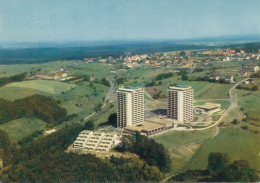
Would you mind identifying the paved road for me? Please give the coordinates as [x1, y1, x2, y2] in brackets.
[102, 76, 117, 108]
[161, 78, 249, 182]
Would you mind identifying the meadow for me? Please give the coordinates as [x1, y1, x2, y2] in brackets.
[0, 117, 46, 143]
[5, 79, 76, 95]
[153, 127, 217, 173]
[189, 127, 260, 171]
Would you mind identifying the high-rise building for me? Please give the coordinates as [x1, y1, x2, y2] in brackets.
[167, 85, 193, 122]
[117, 86, 144, 128]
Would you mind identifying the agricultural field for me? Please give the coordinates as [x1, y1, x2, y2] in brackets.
[153, 126, 217, 174]
[0, 117, 46, 143]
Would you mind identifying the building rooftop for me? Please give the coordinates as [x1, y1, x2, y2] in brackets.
[169, 85, 191, 90]
[122, 85, 141, 90]
[196, 103, 220, 110]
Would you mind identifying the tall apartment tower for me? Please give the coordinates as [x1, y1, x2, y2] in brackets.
[167, 85, 193, 123]
[117, 86, 144, 128]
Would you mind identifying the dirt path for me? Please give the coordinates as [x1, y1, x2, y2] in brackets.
[162, 126, 219, 182]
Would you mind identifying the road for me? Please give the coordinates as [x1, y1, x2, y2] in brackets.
[161, 78, 249, 182]
[102, 76, 117, 108]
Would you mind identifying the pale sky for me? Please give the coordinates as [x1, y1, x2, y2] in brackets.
[0, 0, 259, 42]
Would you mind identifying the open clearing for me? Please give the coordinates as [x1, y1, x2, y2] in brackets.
[5, 80, 76, 95]
[0, 117, 46, 143]
[0, 86, 47, 101]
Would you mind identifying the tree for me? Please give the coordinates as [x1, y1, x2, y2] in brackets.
[179, 51, 186, 57]
[226, 160, 258, 182]
[251, 85, 258, 91]
[208, 152, 230, 177]
[181, 74, 188, 80]
[108, 113, 117, 127]
[232, 119, 239, 125]
[85, 120, 95, 131]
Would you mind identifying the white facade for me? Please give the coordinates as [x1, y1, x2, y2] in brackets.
[167, 85, 193, 123]
[117, 86, 144, 128]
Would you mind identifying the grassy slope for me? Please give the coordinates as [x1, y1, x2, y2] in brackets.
[5, 80, 76, 95]
[189, 127, 260, 171]
[0, 86, 48, 101]
[0, 117, 46, 143]
[0, 61, 79, 77]
[153, 127, 217, 173]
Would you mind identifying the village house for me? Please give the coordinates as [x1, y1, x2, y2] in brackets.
[239, 70, 248, 77]
[225, 75, 234, 83]
[153, 63, 161, 66]
[222, 56, 230, 61]
[242, 64, 259, 72]
[209, 73, 220, 80]
[243, 79, 254, 85]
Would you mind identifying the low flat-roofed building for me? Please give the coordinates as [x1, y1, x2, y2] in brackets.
[123, 117, 175, 136]
[195, 103, 221, 115]
[73, 130, 120, 153]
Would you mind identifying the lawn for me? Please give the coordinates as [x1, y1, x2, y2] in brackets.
[153, 126, 217, 173]
[0, 117, 46, 143]
[189, 127, 260, 171]
[5, 79, 76, 95]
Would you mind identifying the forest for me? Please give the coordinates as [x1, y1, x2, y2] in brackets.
[116, 132, 172, 173]
[0, 124, 163, 182]
[0, 73, 27, 87]
[0, 94, 67, 125]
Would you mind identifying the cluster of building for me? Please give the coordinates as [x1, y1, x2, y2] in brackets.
[239, 64, 259, 76]
[73, 130, 119, 152]
[116, 85, 194, 136]
[35, 71, 68, 80]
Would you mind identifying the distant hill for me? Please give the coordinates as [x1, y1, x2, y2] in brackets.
[0, 39, 259, 64]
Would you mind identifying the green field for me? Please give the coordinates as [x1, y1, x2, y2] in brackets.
[0, 61, 79, 78]
[5, 79, 76, 95]
[153, 127, 217, 173]
[189, 127, 260, 171]
[0, 86, 47, 101]
[235, 89, 260, 120]
[0, 117, 46, 142]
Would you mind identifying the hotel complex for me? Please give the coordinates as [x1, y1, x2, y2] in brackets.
[167, 85, 194, 122]
[117, 86, 144, 128]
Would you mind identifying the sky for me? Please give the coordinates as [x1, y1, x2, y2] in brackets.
[0, 0, 259, 42]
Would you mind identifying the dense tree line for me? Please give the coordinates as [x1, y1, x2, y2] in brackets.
[0, 73, 27, 87]
[171, 152, 258, 182]
[0, 124, 163, 182]
[250, 71, 260, 78]
[189, 76, 231, 84]
[236, 85, 258, 91]
[100, 77, 111, 87]
[116, 132, 172, 172]
[116, 76, 128, 85]
[207, 152, 258, 182]
[0, 94, 67, 125]
[155, 72, 174, 81]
